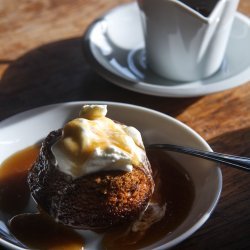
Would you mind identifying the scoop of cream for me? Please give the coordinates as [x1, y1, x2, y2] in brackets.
[51, 105, 146, 179]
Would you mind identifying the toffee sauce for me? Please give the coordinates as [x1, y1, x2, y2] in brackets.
[0, 146, 195, 250]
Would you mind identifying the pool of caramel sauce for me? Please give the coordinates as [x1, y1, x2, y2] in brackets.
[0, 146, 194, 250]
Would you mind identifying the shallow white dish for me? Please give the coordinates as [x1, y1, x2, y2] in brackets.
[0, 102, 222, 249]
[83, 2, 250, 97]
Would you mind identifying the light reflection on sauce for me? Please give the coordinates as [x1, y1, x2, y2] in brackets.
[0, 145, 39, 215]
[102, 150, 195, 249]
[9, 213, 85, 250]
[0, 146, 84, 250]
[0, 146, 194, 250]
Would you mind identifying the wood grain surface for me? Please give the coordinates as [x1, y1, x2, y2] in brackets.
[0, 0, 249, 249]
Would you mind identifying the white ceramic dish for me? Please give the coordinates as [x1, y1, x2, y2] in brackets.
[0, 102, 222, 249]
[83, 2, 250, 97]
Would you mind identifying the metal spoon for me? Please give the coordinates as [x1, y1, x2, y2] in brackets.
[147, 144, 250, 172]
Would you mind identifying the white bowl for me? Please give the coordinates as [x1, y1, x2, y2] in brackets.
[0, 101, 222, 250]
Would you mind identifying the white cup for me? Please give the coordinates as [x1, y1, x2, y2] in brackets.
[137, 0, 239, 82]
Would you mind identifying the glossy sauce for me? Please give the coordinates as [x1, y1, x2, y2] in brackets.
[9, 213, 85, 250]
[0, 146, 39, 215]
[0, 147, 195, 250]
[0, 146, 85, 250]
[102, 150, 195, 249]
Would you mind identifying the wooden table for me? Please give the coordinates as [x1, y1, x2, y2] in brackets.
[0, 0, 249, 249]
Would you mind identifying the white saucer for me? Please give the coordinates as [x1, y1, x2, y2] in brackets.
[83, 2, 250, 97]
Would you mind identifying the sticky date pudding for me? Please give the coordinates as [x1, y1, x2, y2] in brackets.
[28, 105, 154, 229]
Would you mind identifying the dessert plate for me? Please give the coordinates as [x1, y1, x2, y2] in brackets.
[83, 2, 250, 97]
[0, 102, 222, 250]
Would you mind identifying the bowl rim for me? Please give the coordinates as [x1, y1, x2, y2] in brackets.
[0, 101, 222, 250]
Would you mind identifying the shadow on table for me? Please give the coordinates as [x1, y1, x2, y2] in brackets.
[0, 37, 200, 120]
[174, 126, 250, 250]
[208, 126, 250, 156]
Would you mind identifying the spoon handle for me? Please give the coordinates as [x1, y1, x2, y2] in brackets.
[147, 144, 250, 172]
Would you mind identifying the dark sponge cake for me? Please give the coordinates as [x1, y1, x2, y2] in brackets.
[28, 130, 154, 229]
